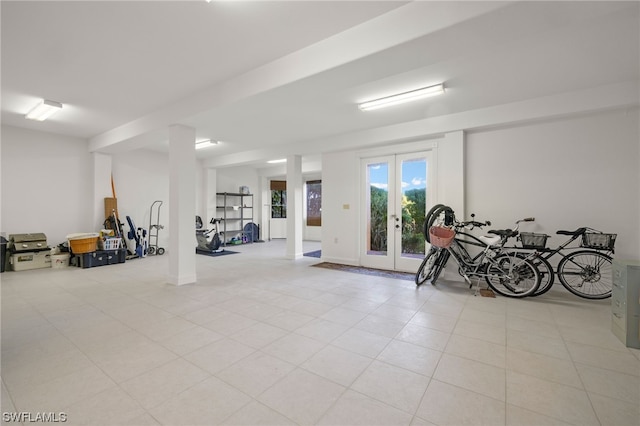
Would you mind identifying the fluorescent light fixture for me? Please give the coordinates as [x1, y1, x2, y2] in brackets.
[267, 159, 287, 164]
[25, 99, 63, 121]
[358, 83, 445, 111]
[195, 139, 219, 149]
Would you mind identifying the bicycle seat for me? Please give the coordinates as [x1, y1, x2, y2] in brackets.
[479, 235, 502, 246]
[556, 227, 586, 236]
[488, 229, 517, 238]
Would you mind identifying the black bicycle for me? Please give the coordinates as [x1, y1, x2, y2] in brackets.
[509, 226, 616, 299]
[416, 205, 540, 298]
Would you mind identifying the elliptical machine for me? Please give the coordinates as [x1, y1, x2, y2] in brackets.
[195, 216, 223, 254]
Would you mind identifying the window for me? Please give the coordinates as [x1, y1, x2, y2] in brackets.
[306, 180, 321, 226]
[271, 180, 286, 219]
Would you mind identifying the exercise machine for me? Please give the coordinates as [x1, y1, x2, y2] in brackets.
[196, 216, 223, 254]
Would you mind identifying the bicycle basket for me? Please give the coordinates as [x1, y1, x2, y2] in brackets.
[519, 232, 548, 249]
[581, 232, 616, 250]
[429, 226, 455, 248]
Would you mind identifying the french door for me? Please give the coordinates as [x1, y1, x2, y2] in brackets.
[361, 151, 433, 272]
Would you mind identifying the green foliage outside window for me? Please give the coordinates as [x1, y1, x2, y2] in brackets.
[272, 190, 286, 218]
[369, 186, 426, 255]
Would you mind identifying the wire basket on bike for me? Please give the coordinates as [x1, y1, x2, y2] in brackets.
[581, 232, 616, 250]
[429, 226, 455, 248]
[519, 232, 548, 249]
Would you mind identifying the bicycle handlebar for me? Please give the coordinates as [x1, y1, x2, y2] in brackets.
[460, 213, 491, 229]
[458, 220, 491, 229]
[516, 217, 535, 224]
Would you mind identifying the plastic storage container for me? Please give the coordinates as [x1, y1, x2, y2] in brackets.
[10, 250, 51, 271]
[51, 253, 71, 269]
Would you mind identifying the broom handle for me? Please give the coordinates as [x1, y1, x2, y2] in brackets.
[111, 210, 121, 238]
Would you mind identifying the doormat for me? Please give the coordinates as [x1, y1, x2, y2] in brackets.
[303, 250, 322, 258]
[196, 249, 238, 257]
[311, 262, 414, 281]
[479, 288, 496, 298]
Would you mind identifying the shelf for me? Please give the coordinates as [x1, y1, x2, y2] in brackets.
[217, 192, 252, 197]
[215, 192, 255, 246]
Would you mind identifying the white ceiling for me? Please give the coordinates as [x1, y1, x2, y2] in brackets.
[2, 1, 638, 169]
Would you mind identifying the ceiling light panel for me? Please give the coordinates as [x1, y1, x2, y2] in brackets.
[25, 99, 63, 121]
[195, 139, 219, 149]
[359, 83, 445, 111]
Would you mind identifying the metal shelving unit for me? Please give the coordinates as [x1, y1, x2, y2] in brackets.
[216, 192, 254, 246]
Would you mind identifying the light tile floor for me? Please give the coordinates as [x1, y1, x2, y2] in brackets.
[2, 240, 639, 425]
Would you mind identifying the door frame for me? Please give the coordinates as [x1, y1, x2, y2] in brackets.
[359, 147, 436, 272]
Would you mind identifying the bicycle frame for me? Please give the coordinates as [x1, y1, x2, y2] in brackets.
[507, 231, 613, 276]
[446, 230, 524, 282]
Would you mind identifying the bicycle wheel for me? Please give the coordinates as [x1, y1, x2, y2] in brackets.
[425, 205, 454, 243]
[485, 254, 539, 298]
[416, 246, 439, 286]
[557, 250, 612, 299]
[424, 204, 444, 235]
[530, 256, 555, 296]
[509, 252, 555, 296]
[430, 249, 450, 286]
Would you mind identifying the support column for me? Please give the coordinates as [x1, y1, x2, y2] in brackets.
[202, 168, 217, 222]
[260, 176, 269, 241]
[168, 125, 196, 286]
[286, 155, 303, 259]
[92, 152, 112, 230]
[437, 131, 465, 216]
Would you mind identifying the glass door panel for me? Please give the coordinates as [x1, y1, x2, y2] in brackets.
[367, 162, 389, 256]
[361, 157, 395, 270]
[400, 158, 427, 259]
[394, 152, 431, 272]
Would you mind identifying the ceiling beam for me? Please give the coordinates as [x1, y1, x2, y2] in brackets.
[89, 1, 511, 153]
[202, 80, 640, 168]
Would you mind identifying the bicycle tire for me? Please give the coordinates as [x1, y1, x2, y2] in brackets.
[485, 254, 539, 298]
[557, 250, 612, 299]
[530, 256, 555, 296]
[509, 251, 555, 296]
[431, 249, 450, 286]
[423, 204, 445, 239]
[425, 205, 454, 243]
[416, 246, 439, 286]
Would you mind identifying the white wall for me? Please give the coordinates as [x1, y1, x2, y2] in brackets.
[321, 138, 459, 266]
[111, 149, 170, 253]
[466, 109, 640, 260]
[1, 125, 93, 246]
[321, 150, 360, 264]
[320, 108, 640, 268]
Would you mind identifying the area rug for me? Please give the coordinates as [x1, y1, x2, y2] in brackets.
[196, 249, 238, 257]
[303, 250, 322, 258]
[311, 262, 414, 281]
